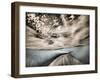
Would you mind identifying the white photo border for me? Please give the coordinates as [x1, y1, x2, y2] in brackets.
[19, 5, 96, 75]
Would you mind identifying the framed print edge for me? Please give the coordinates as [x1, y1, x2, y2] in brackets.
[11, 2, 20, 78]
[11, 2, 98, 78]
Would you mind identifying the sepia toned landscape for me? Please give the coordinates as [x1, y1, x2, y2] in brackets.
[26, 12, 89, 67]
